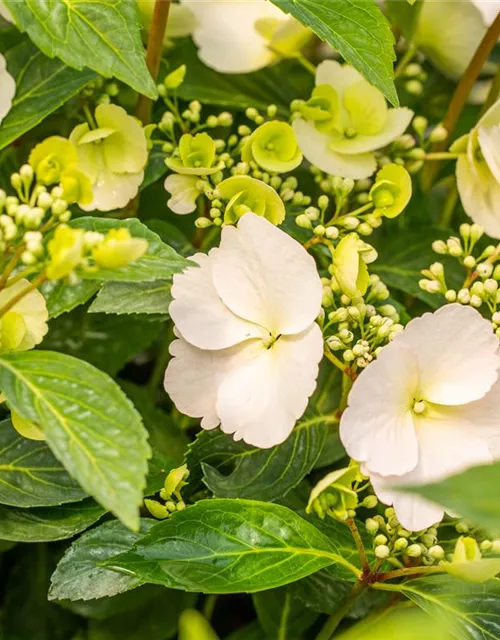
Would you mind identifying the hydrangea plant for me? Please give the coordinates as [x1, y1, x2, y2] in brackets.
[1, 1, 500, 639]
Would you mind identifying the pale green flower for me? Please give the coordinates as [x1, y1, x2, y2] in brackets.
[306, 464, 361, 520]
[164, 174, 202, 215]
[45, 226, 85, 280]
[92, 228, 148, 269]
[166, 133, 224, 176]
[332, 233, 374, 298]
[218, 175, 285, 225]
[370, 164, 412, 218]
[445, 536, 500, 583]
[242, 121, 302, 173]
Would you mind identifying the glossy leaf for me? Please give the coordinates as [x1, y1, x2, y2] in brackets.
[0, 39, 95, 151]
[253, 587, 318, 638]
[41, 279, 101, 319]
[49, 519, 155, 602]
[186, 414, 332, 501]
[70, 218, 191, 283]
[104, 499, 361, 593]
[0, 350, 151, 531]
[404, 461, 500, 532]
[271, 0, 398, 105]
[89, 281, 172, 315]
[5, 0, 157, 98]
[0, 418, 87, 507]
[0, 498, 105, 542]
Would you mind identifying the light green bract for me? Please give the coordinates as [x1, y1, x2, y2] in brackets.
[370, 164, 412, 218]
[218, 176, 285, 225]
[444, 536, 500, 583]
[306, 464, 360, 521]
[166, 133, 224, 176]
[242, 121, 303, 173]
[332, 233, 375, 298]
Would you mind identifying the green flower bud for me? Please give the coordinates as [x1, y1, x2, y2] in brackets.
[406, 544, 422, 558]
[164, 64, 186, 90]
[375, 544, 390, 559]
[374, 534, 388, 546]
[394, 538, 409, 552]
[365, 518, 380, 535]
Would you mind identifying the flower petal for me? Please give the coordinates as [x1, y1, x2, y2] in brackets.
[96, 104, 148, 175]
[328, 108, 414, 154]
[80, 165, 144, 212]
[395, 304, 500, 405]
[293, 119, 376, 179]
[315, 60, 361, 96]
[164, 174, 201, 214]
[170, 251, 266, 350]
[478, 125, 500, 184]
[212, 212, 323, 336]
[456, 153, 500, 238]
[0, 53, 15, 124]
[458, 376, 500, 457]
[0, 279, 48, 351]
[216, 323, 324, 448]
[340, 341, 419, 476]
[369, 409, 493, 531]
[164, 336, 265, 430]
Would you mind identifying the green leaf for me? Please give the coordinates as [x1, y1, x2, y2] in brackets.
[41, 279, 101, 319]
[42, 308, 163, 376]
[70, 217, 191, 282]
[0, 498, 105, 542]
[104, 499, 361, 593]
[0, 39, 96, 151]
[252, 588, 318, 638]
[89, 281, 172, 315]
[5, 0, 157, 98]
[226, 622, 263, 640]
[88, 588, 195, 640]
[271, 0, 398, 106]
[49, 519, 155, 602]
[167, 39, 313, 115]
[403, 462, 500, 533]
[186, 413, 332, 501]
[0, 350, 151, 531]
[379, 575, 500, 640]
[0, 418, 87, 508]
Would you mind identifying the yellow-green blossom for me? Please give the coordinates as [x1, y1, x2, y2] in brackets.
[0, 279, 48, 352]
[369, 164, 412, 218]
[218, 175, 285, 225]
[445, 536, 500, 583]
[45, 226, 85, 280]
[166, 133, 223, 176]
[332, 233, 374, 298]
[178, 609, 220, 640]
[242, 121, 302, 173]
[306, 464, 360, 520]
[161, 464, 189, 500]
[92, 228, 148, 269]
[29, 136, 78, 185]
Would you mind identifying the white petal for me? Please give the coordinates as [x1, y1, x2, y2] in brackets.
[212, 212, 323, 336]
[315, 60, 361, 95]
[478, 125, 500, 184]
[164, 336, 265, 430]
[0, 2, 13, 23]
[459, 376, 500, 458]
[472, 0, 500, 26]
[80, 166, 144, 212]
[478, 96, 500, 129]
[216, 323, 324, 448]
[293, 119, 376, 179]
[456, 153, 500, 238]
[395, 304, 500, 405]
[340, 341, 419, 476]
[170, 251, 266, 350]
[184, 0, 281, 73]
[369, 409, 493, 531]
[0, 53, 15, 124]
[164, 174, 200, 214]
[328, 108, 414, 154]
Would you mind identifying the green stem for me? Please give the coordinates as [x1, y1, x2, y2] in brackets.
[339, 372, 354, 411]
[147, 323, 174, 398]
[480, 62, 500, 116]
[375, 565, 445, 583]
[424, 152, 459, 161]
[346, 518, 370, 574]
[295, 54, 317, 75]
[202, 594, 218, 622]
[394, 44, 417, 79]
[328, 202, 373, 226]
[315, 580, 368, 640]
[324, 347, 347, 375]
[83, 103, 97, 129]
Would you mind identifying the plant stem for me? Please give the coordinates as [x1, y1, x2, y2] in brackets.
[375, 565, 444, 582]
[323, 347, 347, 374]
[0, 274, 46, 319]
[202, 594, 218, 622]
[315, 580, 368, 640]
[136, 0, 171, 125]
[295, 54, 316, 75]
[394, 44, 417, 79]
[346, 518, 370, 574]
[422, 12, 500, 189]
[0, 246, 25, 290]
[424, 152, 459, 161]
[339, 372, 353, 412]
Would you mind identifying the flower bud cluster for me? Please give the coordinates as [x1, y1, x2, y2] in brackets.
[144, 464, 189, 520]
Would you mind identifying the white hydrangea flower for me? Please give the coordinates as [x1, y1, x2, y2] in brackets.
[69, 104, 147, 212]
[182, 0, 310, 74]
[340, 304, 500, 531]
[293, 61, 413, 179]
[164, 174, 202, 214]
[454, 98, 500, 239]
[164, 212, 324, 448]
[0, 52, 15, 125]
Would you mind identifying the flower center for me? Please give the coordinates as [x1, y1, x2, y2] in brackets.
[263, 332, 281, 350]
[412, 399, 427, 415]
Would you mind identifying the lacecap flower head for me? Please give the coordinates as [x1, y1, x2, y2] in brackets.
[70, 104, 148, 212]
[182, 0, 311, 74]
[340, 304, 500, 531]
[293, 61, 413, 179]
[453, 98, 500, 239]
[164, 212, 323, 448]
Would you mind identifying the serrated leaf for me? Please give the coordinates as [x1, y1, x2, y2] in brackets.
[403, 461, 500, 533]
[104, 499, 361, 593]
[0, 498, 105, 542]
[0, 38, 96, 151]
[252, 588, 318, 638]
[89, 281, 172, 315]
[186, 413, 332, 502]
[49, 519, 155, 602]
[0, 350, 150, 531]
[41, 279, 101, 319]
[5, 0, 157, 98]
[43, 308, 163, 375]
[271, 0, 398, 106]
[70, 217, 191, 282]
[0, 418, 87, 507]
[379, 575, 500, 640]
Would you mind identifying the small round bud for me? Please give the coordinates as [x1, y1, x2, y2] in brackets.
[318, 195, 329, 210]
[218, 112, 233, 127]
[405, 80, 423, 95]
[406, 544, 422, 558]
[343, 216, 359, 230]
[314, 224, 326, 237]
[295, 214, 312, 230]
[325, 226, 339, 239]
[267, 104, 277, 118]
[394, 538, 408, 552]
[305, 206, 320, 221]
[362, 495, 378, 509]
[343, 349, 355, 362]
[375, 544, 390, 559]
[429, 545, 445, 560]
[463, 255, 476, 269]
[455, 521, 469, 534]
[365, 518, 380, 535]
[374, 534, 388, 546]
[432, 240, 448, 255]
[195, 217, 213, 229]
[429, 125, 448, 143]
[470, 295, 482, 308]
[20, 164, 34, 180]
[480, 540, 493, 552]
[491, 540, 500, 554]
[412, 115, 428, 135]
[445, 289, 457, 302]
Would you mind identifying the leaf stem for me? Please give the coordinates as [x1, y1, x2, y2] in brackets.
[346, 518, 370, 574]
[315, 580, 368, 640]
[202, 594, 218, 622]
[137, 0, 172, 125]
[0, 246, 25, 291]
[375, 565, 445, 582]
